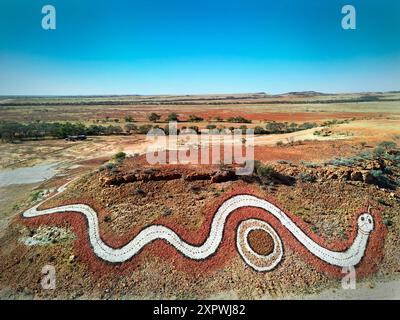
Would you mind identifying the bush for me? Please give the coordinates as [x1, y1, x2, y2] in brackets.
[359, 151, 372, 159]
[303, 162, 319, 168]
[371, 170, 394, 189]
[377, 198, 389, 206]
[114, 151, 126, 160]
[188, 126, 199, 133]
[30, 190, 43, 202]
[188, 115, 203, 122]
[328, 157, 355, 167]
[125, 116, 134, 122]
[254, 126, 266, 134]
[124, 123, 137, 134]
[148, 113, 161, 122]
[105, 162, 116, 170]
[377, 141, 397, 150]
[134, 188, 146, 196]
[383, 218, 393, 226]
[254, 161, 276, 179]
[299, 172, 317, 182]
[138, 124, 153, 134]
[276, 141, 284, 147]
[206, 124, 217, 130]
[227, 116, 252, 124]
[298, 172, 316, 183]
[373, 146, 385, 157]
[166, 113, 179, 122]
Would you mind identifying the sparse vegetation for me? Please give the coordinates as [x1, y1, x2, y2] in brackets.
[206, 124, 217, 130]
[298, 172, 317, 183]
[265, 121, 317, 134]
[166, 113, 180, 122]
[253, 161, 276, 179]
[105, 162, 116, 170]
[227, 116, 252, 124]
[114, 151, 126, 161]
[148, 113, 161, 123]
[0, 121, 126, 142]
[138, 124, 153, 134]
[188, 115, 204, 122]
[30, 190, 44, 202]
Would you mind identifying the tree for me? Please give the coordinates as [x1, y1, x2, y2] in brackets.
[125, 115, 134, 122]
[254, 126, 265, 134]
[188, 115, 203, 122]
[227, 116, 251, 124]
[166, 112, 179, 122]
[206, 124, 217, 130]
[148, 113, 161, 123]
[138, 124, 153, 134]
[125, 123, 137, 134]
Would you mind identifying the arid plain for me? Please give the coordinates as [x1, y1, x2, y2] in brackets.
[0, 92, 400, 299]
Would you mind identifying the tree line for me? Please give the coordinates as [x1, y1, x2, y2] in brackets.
[0, 120, 319, 143]
[0, 121, 124, 142]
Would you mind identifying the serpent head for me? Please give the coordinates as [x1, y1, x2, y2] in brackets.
[357, 213, 374, 234]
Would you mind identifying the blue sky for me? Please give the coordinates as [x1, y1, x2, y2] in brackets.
[0, 0, 399, 95]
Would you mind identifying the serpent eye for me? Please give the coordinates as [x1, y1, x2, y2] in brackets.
[368, 218, 372, 224]
[361, 217, 365, 222]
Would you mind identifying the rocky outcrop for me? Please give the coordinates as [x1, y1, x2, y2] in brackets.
[184, 172, 212, 181]
[211, 170, 237, 183]
[101, 168, 237, 186]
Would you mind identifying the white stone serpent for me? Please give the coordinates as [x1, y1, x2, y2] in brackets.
[22, 182, 374, 271]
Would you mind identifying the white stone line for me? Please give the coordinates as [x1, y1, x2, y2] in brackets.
[22, 182, 374, 269]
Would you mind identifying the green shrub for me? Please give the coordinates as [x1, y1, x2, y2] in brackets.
[254, 126, 265, 134]
[303, 162, 319, 168]
[30, 190, 43, 202]
[148, 113, 161, 122]
[383, 218, 393, 226]
[166, 113, 179, 122]
[373, 146, 386, 157]
[138, 124, 153, 134]
[377, 141, 397, 150]
[371, 170, 393, 189]
[298, 172, 316, 183]
[227, 116, 252, 124]
[377, 198, 389, 206]
[188, 115, 203, 122]
[105, 162, 116, 170]
[114, 151, 126, 160]
[206, 124, 217, 130]
[328, 158, 355, 167]
[254, 161, 276, 179]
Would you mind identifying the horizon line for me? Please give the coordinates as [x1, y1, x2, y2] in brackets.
[1, 90, 400, 98]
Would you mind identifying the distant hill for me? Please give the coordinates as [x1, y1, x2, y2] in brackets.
[285, 91, 329, 96]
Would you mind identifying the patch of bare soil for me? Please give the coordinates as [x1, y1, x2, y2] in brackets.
[0, 150, 399, 299]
